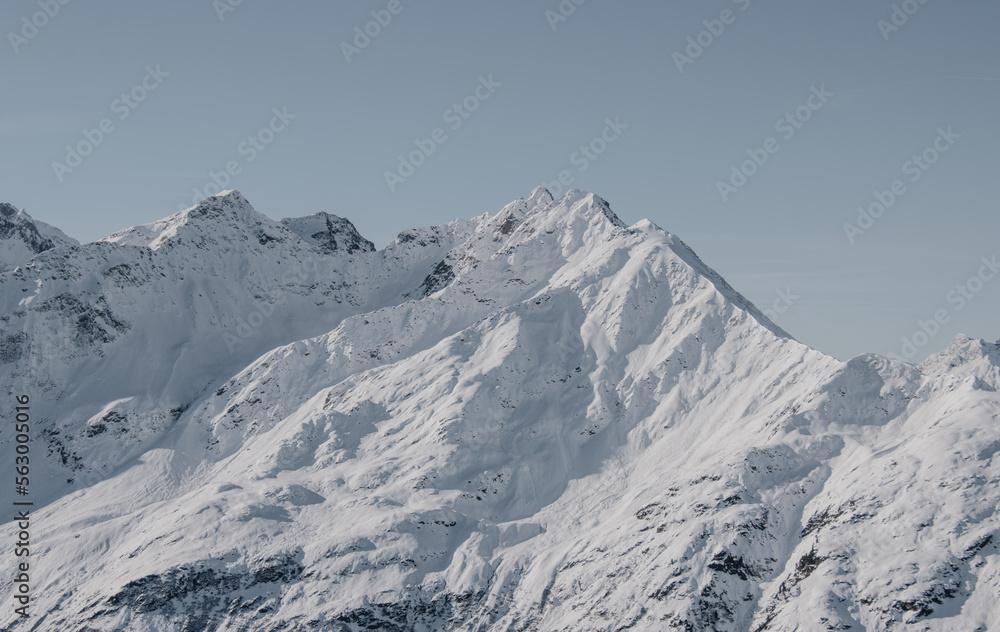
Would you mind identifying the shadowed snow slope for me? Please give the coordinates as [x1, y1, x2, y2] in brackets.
[1, 190, 999, 631]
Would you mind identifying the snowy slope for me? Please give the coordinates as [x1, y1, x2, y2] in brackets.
[0, 191, 473, 504]
[1, 190, 999, 631]
[0, 202, 78, 273]
[919, 334, 1000, 390]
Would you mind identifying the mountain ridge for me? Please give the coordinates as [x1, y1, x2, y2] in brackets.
[0, 202, 78, 273]
[1, 190, 998, 631]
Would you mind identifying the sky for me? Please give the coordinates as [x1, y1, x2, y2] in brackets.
[1, 0, 997, 363]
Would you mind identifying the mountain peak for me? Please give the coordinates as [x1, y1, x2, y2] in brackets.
[184, 189, 255, 217]
[103, 190, 283, 250]
[280, 212, 374, 254]
[527, 185, 554, 209]
[920, 333, 1000, 389]
[550, 188, 626, 228]
[0, 202, 78, 272]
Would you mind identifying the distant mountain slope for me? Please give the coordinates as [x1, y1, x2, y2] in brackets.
[280, 212, 376, 254]
[0, 202, 78, 273]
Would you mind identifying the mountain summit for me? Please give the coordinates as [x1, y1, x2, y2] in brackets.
[1, 190, 998, 631]
[0, 202, 78, 272]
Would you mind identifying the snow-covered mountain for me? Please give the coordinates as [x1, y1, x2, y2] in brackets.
[0, 202, 78, 273]
[1, 190, 998, 631]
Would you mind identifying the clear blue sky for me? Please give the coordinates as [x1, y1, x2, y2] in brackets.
[2, 0, 998, 363]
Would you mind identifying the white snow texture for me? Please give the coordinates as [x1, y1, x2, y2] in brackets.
[1, 189, 999, 631]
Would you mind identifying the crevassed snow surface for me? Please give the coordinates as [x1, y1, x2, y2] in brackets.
[1, 189, 999, 631]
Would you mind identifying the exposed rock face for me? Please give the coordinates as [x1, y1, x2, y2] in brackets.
[280, 211, 375, 254]
[0, 202, 78, 273]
